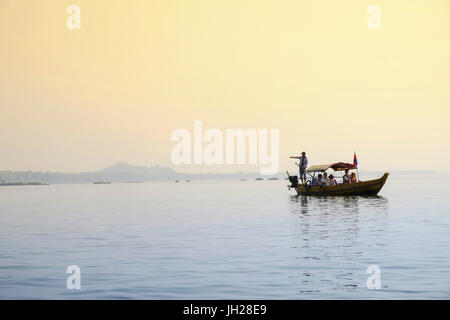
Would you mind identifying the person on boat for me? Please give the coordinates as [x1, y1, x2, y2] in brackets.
[289, 151, 308, 184]
[323, 172, 329, 185]
[342, 169, 350, 184]
[350, 172, 358, 184]
[313, 174, 325, 186]
[329, 174, 338, 185]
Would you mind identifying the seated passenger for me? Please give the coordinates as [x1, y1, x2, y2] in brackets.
[313, 174, 324, 186]
[342, 169, 350, 184]
[350, 172, 358, 183]
[328, 174, 338, 185]
[323, 172, 329, 185]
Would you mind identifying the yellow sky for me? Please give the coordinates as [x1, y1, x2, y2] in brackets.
[1, 0, 449, 172]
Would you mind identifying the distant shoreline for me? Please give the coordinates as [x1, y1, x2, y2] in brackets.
[0, 182, 49, 186]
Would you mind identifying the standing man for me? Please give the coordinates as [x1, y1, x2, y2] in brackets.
[290, 151, 308, 184]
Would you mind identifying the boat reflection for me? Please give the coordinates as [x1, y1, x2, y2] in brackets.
[290, 195, 388, 215]
[287, 195, 389, 296]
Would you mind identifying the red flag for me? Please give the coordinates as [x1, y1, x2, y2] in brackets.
[353, 153, 358, 167]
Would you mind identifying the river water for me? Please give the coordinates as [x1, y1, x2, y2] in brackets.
[0, 172, 449, 299]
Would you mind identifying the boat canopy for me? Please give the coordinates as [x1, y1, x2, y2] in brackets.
[307, 162, 357, 172]
[306, 164, 330, 172]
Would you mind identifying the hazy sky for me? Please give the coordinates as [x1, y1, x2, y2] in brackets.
[1, 0, 449, 173]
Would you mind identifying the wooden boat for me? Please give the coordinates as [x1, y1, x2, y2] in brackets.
[287, 162, 389, 196]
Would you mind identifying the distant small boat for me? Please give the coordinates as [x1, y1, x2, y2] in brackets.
[255, 177, 264, 181]
[93, 181, 111, 184]
[186, 180, 190, 182]
[287, 162, 389, 196]
[175, 180, 179, 183]
[268, 177, 279, 180]
[240, 179, 247, 181]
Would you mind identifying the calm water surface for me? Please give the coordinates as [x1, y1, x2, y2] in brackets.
[0, 173, 449, 299]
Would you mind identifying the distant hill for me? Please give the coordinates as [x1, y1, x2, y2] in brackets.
[0, 162, 268, 184]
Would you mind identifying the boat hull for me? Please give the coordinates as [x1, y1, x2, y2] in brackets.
[295, 173, 389, 196]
